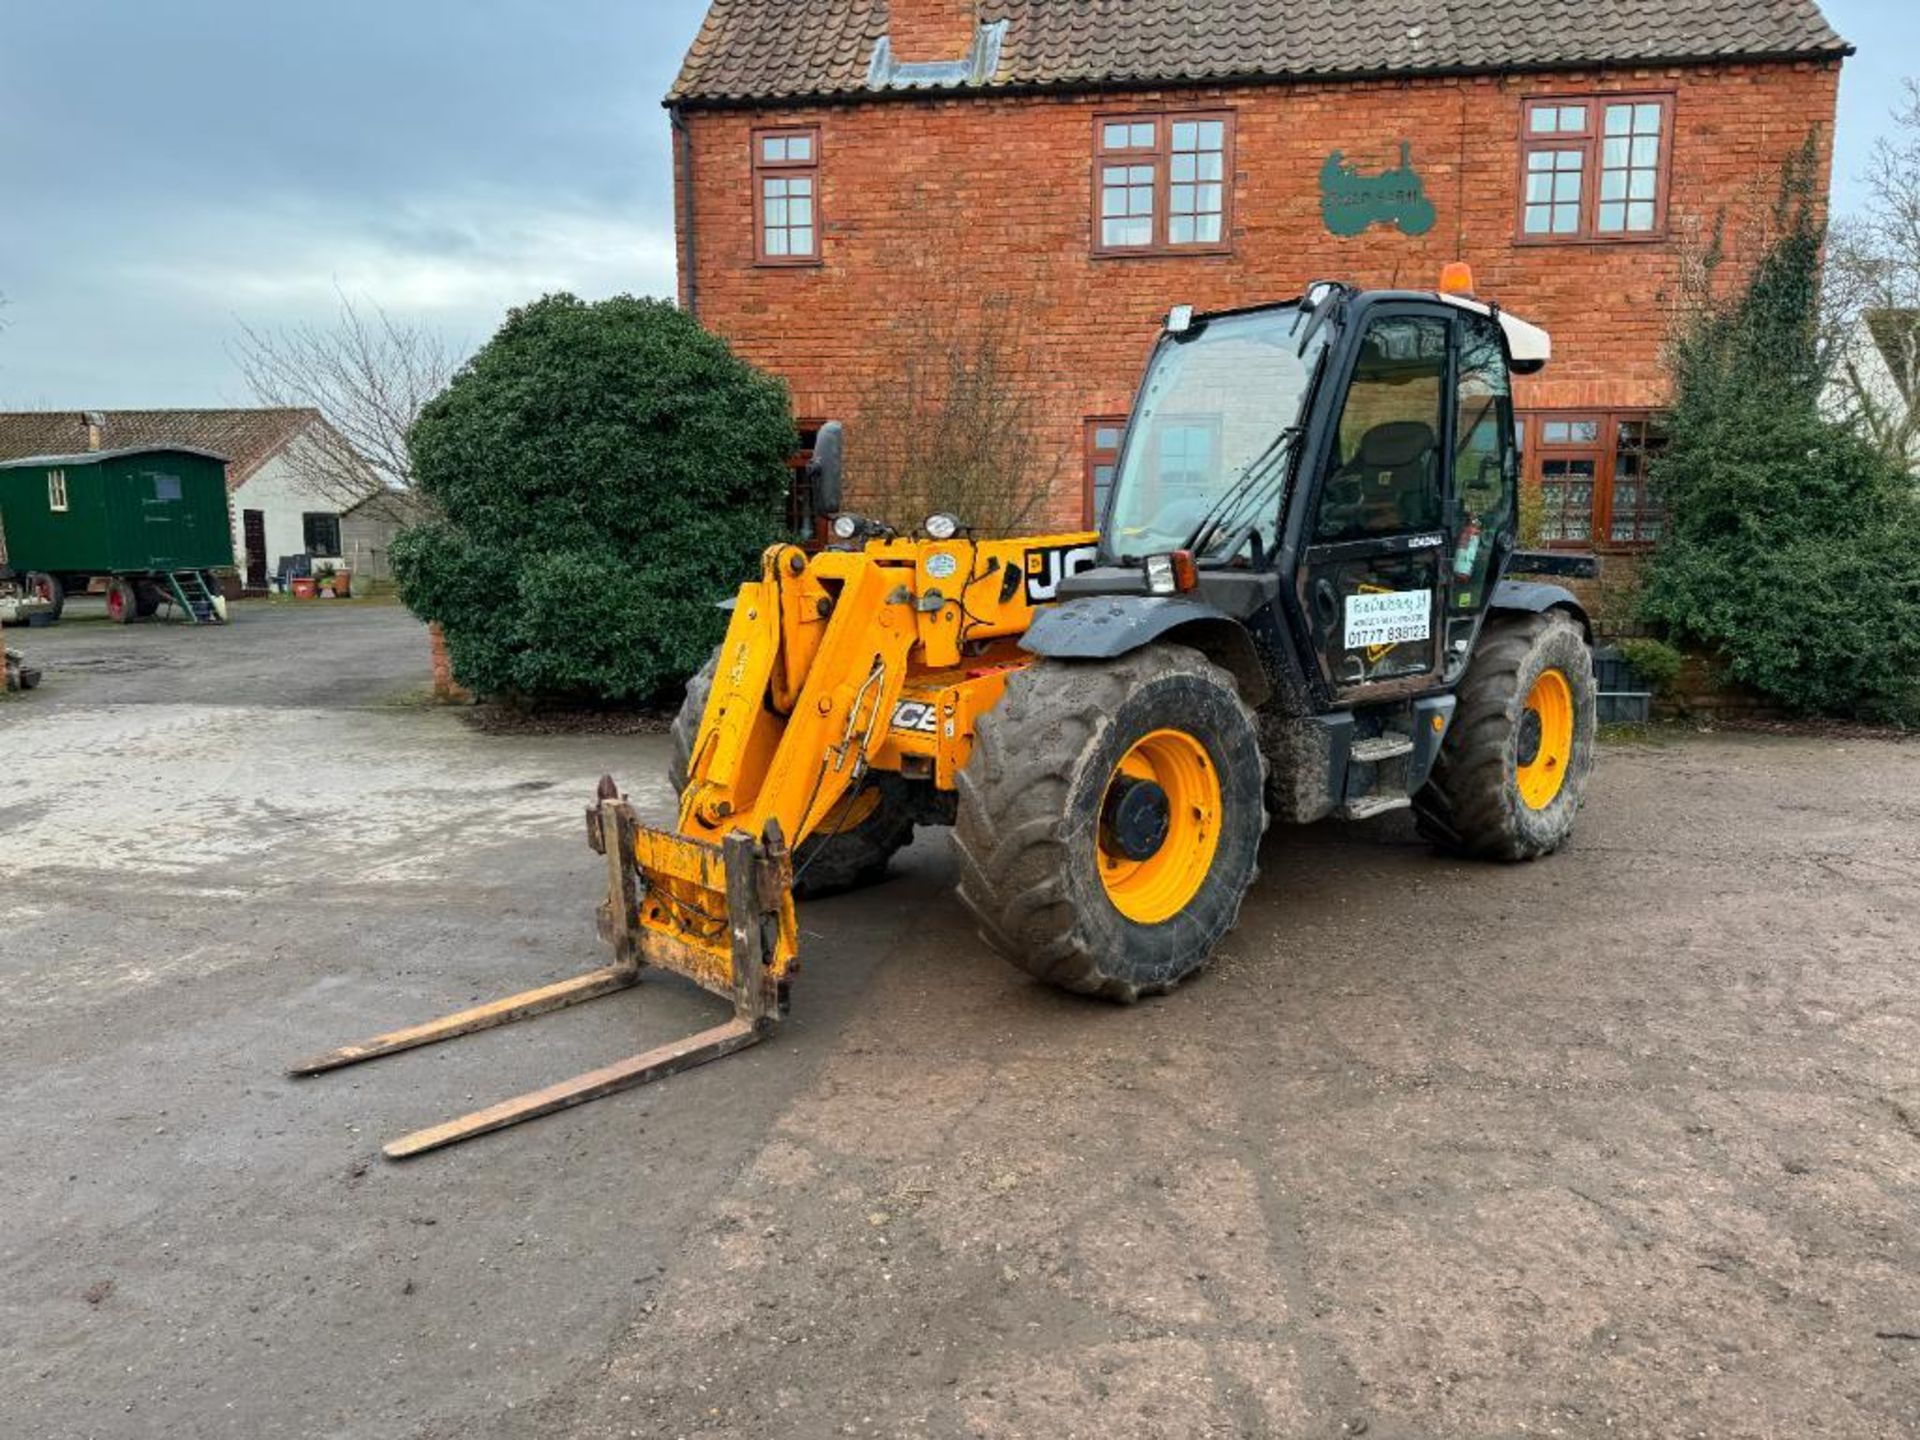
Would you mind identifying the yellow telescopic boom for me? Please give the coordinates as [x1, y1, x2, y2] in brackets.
[291, 527, 1097, 1157]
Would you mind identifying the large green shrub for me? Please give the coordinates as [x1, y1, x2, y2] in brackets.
[393, 295, 795, 702]
[1639, 143, 1920, 722]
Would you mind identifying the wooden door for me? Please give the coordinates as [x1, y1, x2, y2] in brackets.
[243, 509, 269, 591]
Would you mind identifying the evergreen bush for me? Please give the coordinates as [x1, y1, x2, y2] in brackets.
[393, 295, 795, 703]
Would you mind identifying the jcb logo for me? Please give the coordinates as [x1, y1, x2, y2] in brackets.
[891, 700, 941, 734]
[1024, 543, 1099, 603]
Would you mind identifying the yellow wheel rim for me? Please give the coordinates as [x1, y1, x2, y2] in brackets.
[1515, 668, 1575, 810]
[1098, 729, 1222, 924]
[815, 785, 882, 835]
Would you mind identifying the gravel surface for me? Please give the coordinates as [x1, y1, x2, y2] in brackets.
[4, 605, 1917, 1439]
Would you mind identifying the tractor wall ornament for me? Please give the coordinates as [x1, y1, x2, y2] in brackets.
[1320, 142, 1437, 237]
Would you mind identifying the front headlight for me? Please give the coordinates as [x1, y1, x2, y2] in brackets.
[830, 514, 860, 541]
[924, 512, 961, 542]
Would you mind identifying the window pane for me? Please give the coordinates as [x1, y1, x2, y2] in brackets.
[1605, 104, 1632, 134]
[1524, 206, 1551, 234]
[1319, 315, 1449, 542]
[1553, 171, 1581, 202]
[766, 198, 788, 227]
[1559, 105, 1586, 132]
[1197, 150, 1223, 181]
[1195, 214, 1222, 243]
[1130, 122, 1155, 147]
[1129, 187, 1153, 216]
[1171, 121, 1198, 150]
[1104, 216, 1152, 246]
[790, 196, 813, 226]
[790, 226, 813, 253]
[1628, 169, 1655, 200]
[1552, 203, 1579, 233]
[1543, 422, 1570, 443]
[1527, 174, 1554, 203]
[1530, 107, 1558, 133]
[1571, 422, 1599, 442]
[1600, 170, 1627, 201]
[1196, 120, 1223, 149]
[1555, 149, 1582, 171]
[1631, 134, 1658, 166]
[1635, 102, 1662, 133]
[1170, 184, 1194, 214]
[1597, 201, 1625, 231]
[1101, 187, 1127, 217]
[1171, 152, 1197, 182]
[787, 134, 813, 162]
[789, 176, 812, 196]
[1103, 123, 1133, 149]
[1626, 201, 1655, 231]
[1527, 150, 1556, 171]
[765, 228, 788, 257]
[1095, 426, 1122, 449]
[1604, 137, 1630, 168]
[1169, 216, 1195, 245]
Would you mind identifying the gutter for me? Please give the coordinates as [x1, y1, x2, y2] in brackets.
[668, 102, 699, 322]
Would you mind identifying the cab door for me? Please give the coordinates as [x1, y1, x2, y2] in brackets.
[1294, 305, 1518, 696]
[1296, 307, 1453, 693]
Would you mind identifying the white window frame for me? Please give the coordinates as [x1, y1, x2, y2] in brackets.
[48, 469, 69, 513]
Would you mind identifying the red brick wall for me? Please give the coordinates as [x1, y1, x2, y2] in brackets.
[678, 60, 1840, 530]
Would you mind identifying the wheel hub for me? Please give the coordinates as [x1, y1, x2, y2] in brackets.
[1515, 708, 1544, 767]
[1100, 776, 1172, 862]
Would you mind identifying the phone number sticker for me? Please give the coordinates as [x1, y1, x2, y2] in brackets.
[1344, 589, 1431, 651]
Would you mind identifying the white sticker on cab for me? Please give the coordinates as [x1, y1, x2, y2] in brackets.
[1343, 589, 1431, 651]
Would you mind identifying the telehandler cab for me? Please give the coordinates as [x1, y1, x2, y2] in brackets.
[294, 273, 1596, 1157]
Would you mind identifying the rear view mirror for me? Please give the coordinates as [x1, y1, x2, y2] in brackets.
[809, 421, 844, 517]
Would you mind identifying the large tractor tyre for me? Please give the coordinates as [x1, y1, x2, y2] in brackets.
[953, 643, 1268, 1003]
[667, 647, 916, 900]
[1414, 610, 1596, 861]
[26, 572, 64, 622]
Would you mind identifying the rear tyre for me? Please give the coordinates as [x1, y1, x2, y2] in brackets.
[1414, 611, 1595, 860]
[953, 643, 1267, 1003]
[26, 572, 64, 622]
[667, 647, 916, 900]
[105, 578, 136, 624]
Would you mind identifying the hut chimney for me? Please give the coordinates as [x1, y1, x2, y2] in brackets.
[888, 0, 978, 62]
[83, 411, 106, 452]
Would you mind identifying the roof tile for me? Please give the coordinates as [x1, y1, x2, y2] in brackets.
[668, 0, 1848, 104]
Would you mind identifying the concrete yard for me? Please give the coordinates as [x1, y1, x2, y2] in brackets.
[3, 602, 1918, 1439]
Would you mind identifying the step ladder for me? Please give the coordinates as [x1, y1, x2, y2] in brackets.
[165, 571, 224, 625]
[1335, 731, 1415, 821]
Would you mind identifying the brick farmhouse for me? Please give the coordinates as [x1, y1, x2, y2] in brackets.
[666, 0, 1848, 546]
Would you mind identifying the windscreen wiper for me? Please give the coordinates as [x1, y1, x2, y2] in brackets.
[1185, 425, 1302, 559]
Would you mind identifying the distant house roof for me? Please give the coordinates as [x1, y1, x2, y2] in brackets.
[668, 0, 1850, 106]
[0, 409, 322, 490]
[1864, 308, 1919, 404]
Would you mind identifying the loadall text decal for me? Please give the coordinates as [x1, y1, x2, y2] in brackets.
[1024, 543, 1099, 603]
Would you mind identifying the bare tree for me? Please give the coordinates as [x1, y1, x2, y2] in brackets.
[849, 295, 1063, 534]
[1825, 79, 1920, 472]
[233, 291, 461, 508]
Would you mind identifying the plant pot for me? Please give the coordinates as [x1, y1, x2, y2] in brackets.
[331, 571, 352, 599]
[291, 578, 318, 600]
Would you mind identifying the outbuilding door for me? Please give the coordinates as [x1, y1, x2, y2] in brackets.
[243, 510, 268, 591]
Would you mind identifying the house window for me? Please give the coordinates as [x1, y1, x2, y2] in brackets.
[754, 127, 820, 265]
[48, 469, 69, 512]
[1522, 411, 1667, 549]
[1094, 112, 1232, 255]
[303, 512, 342, 556]
[1085, 417, 1125, 524]
[1519, 95, 1670, 240]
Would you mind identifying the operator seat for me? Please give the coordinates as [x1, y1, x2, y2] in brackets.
[1319, 419, 1439, 537]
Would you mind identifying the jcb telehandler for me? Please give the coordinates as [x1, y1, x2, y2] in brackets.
[295, 272, 1596, 1157]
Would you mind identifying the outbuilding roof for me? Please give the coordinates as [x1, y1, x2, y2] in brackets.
[0, 409, 320, 490]
[667, 0, 1849, 106]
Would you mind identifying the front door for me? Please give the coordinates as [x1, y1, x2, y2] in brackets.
[243, 509, 268, 591]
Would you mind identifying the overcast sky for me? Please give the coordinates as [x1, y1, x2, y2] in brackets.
[0, 0, 1909, 411]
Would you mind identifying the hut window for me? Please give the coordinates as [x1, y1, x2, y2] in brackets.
[49, 470, 69, 512]
[153, 474, 182, 502]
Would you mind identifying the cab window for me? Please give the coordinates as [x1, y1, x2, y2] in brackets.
[1317, 316, 1449, 542]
